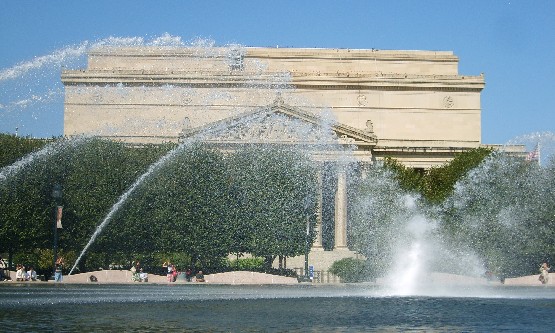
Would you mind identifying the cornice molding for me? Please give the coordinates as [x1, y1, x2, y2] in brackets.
[61, 70, 484, 91]
[88, 46, 458, 62]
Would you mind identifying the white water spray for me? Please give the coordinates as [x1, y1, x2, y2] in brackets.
[0, 136, 89, 183]
[68, 139, 193, 274]
[0, 34, 204, 135]
[384, 196, 437, 295]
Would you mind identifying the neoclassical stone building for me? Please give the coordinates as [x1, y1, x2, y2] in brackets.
[61, 46, 489, 271]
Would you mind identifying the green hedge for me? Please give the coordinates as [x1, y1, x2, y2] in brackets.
[329, 257, 372, 283]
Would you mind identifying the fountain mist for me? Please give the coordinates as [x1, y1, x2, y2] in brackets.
[2, 35, 553, 290]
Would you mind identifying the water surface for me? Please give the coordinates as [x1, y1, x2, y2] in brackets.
[1, 284, 554, 332]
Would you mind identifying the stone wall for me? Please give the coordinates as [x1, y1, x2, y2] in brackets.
[62, 46, 485, 167]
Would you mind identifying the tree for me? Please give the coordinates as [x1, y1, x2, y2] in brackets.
[228, 146, 318, 268]
[382, 157, 424, 194]
[97, 143, 232, 271]
[0, 136, 171, 274]
[440, 153, 552, 277]
[0, 138, 66, 270]
[349, 148, 495, 278]
[423, 147, 493, 203]
[383, 148, 493, 204]
[2, 136, 323, 274]
[348, 166, 413, 276]
[0, 133, 49, 168]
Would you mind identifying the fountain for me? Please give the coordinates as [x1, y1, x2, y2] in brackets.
[1, 35, 555, 331]
[67, 139, 194, 275]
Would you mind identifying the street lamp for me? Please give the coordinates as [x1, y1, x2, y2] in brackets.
[51, 183, 62, 278]
[304, 214, 310, 280]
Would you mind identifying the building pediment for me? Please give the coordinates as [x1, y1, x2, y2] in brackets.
[180, 95, 377, 148]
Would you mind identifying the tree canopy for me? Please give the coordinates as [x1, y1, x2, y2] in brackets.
[1, 136, 317, 276]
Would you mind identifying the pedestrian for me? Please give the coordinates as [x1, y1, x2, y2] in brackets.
[172, 266, 178, 282]
[539, 262, 550, 284]
[0, 256, 7, 281]
[55, 257, 64, 282]
[195, 270, 205, 282]
[16, 264, 26, 281]
[139, 268, 148, 282]
[27, 266, 37, 281]
[130, 265, 138, 281]
[163, 261, 174, 283]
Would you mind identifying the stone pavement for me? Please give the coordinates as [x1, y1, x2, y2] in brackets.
[2, 269, 553, 286]
[58, 270, 299, 284]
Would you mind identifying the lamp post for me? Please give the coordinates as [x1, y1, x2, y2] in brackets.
[51, 183, 62, 278]
[304, 214, 310, 280]
[299, 196, 312, 283]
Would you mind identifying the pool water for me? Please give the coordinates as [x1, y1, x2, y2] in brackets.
[1, 284, 554, 332]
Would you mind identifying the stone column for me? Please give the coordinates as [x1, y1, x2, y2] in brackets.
[312, 168, 323, 250]
[334, 168, 348, 249]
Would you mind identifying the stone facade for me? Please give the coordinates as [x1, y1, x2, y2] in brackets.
[62, 46, 485, 168]
[61, 46, 488, 270]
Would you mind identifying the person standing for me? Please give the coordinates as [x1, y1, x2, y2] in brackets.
[0, 256, 7, 281]
[130, 264, 138, 281]
[539, 262, 550, 284]
[163, 261, 174, 283]
[135, 260, 141, 272]
[55, 257, 64, 282]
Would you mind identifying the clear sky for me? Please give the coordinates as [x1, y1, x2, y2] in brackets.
[1, 0, 554, 145]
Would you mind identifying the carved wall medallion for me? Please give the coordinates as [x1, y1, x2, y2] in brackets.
[182, 117, 191, 129]
[181, 96, 192, 105]
[365, 120, 374, 133]
[443, 96, 454, 108]
[93, 91, 104, 104]
[357, 94, 367, 106]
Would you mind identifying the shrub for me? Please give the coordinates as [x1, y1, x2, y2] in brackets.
[265, 267, 297, 278]
[13, 248, 76, 277]
[228, 257, 265, 271]
[329, 257, 371, 283]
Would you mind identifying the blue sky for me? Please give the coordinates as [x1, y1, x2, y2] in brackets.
[1, 0, 554, 145]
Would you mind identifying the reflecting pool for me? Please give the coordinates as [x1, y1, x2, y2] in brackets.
[1, 284, 554, 332]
